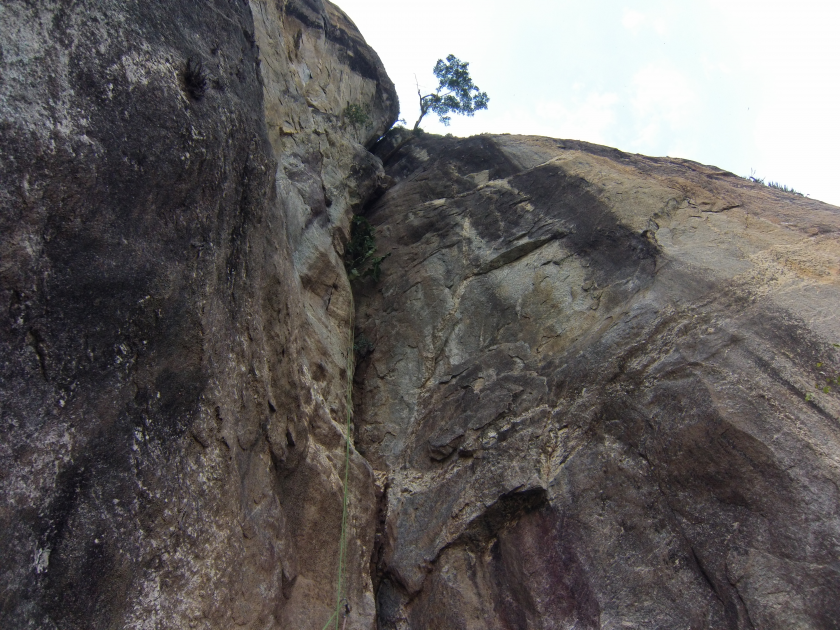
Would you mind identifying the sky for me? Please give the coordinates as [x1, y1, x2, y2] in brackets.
[334, 0, 840, 206]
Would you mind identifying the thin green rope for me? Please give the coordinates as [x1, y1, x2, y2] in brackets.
[321, 611, 337, 630]
[323, 297, 355, 630]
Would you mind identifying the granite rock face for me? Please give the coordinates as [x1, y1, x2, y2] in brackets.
[356, 133, 840, 629]
[4, 0, 840, 627]
[0, 1, 395, 628]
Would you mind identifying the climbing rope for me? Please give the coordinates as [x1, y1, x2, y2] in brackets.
[323, 297, 356, 630]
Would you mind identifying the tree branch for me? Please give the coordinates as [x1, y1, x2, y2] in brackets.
[414, 74, 428, 131]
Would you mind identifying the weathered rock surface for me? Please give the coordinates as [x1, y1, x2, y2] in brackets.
[1, 1, 395, 628]
[4, 0, 840, 627]
[356, 133, 840, 629]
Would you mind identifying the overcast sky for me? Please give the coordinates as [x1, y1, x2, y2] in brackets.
[335, 0, 840, 206]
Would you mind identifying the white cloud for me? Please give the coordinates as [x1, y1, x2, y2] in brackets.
[651, 17, 667, 35]
[621, 8, 667, 35]
[630, 63, 698, 149]
[534, 92, 620, 144]
[622, 9, 645, 31]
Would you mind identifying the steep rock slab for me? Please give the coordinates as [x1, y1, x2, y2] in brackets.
[0, 1, 395, 628]
[252, 0, 397, 417]
[354, 134, 840, 629]
[248, 3, 398, 624]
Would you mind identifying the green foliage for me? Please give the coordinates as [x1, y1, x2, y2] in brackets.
[767, 181, 804, 195]
[344, 103, 371, 128]
[414, 54, 489, 131]
[345, 215, 390, 282]
[805, 343, 840, 401]
[353, 332, 375, 357]
[746, 169, 805, 196]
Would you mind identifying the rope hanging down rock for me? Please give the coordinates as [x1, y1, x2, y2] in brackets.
[323, 300, 356, 630]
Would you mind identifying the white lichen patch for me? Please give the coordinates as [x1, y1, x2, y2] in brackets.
[33, 547, 50, 574]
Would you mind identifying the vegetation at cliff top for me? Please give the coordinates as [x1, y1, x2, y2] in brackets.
[413, 54, 489, 131]
[746, 169, 805, 196]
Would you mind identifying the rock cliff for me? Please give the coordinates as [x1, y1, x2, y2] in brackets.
[1, 2, 839, 629]
[1, 1, 394, 627]
[358, 133, 840, 629]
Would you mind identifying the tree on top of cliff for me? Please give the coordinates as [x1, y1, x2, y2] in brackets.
[413, 54, 489, 132]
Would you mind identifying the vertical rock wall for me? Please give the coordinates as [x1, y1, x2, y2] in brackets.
[0, 1, 395, 628]
[357, 133, 840, 629]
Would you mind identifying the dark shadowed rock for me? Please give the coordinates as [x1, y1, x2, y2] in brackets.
[0, 1, 395, 628]
[355, 133, 840, 629]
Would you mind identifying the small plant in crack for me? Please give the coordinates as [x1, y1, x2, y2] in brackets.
[343, 103, 371, 129]
[183, 58, 207, 101]
[805, 343, 840, 401]
[345, 215, 390, 282]
[353, 332, 375, 359]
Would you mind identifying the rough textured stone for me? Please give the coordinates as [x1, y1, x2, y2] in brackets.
[356, 133, 840, 629]
[0, 1, 395, 628]
[4, 0, 840, 627]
